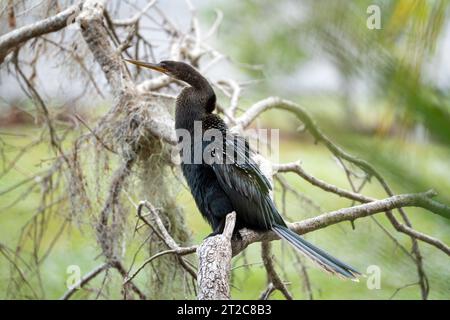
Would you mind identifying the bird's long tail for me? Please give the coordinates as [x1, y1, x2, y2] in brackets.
[272, 224, 361, 280]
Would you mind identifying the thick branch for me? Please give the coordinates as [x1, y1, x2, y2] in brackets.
[78, 0, 177, 145]
[274, 162, 450, 254]
[232, 191, 450, 256]
[78, 0, 127, 92]
[197, 212, 236, 300]
[0, 3, 82, 64]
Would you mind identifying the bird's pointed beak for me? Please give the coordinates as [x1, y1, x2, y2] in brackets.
[123, 59, 167, 74]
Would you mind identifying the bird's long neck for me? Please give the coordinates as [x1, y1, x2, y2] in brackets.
[184, 71, 216, 110]
[175, 72, 216, 131]
[182, 69, 211, 91]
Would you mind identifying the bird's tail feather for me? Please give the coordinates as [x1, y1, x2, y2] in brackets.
[272, 224, 360, 280]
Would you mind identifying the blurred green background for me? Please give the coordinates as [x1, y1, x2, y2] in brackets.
[1, 0, 450, 299]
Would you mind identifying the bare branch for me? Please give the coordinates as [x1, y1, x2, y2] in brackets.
[274, 162, 450, 254]
[138, 201, 197, 279]
[60, 263, 109, 300]
[113, 0, 157, 26]
[124, 245, 196, 284]
[113, 260, 147, 300]
[0, 3, 82, 63]
[203, 10, 223, 40]
[232, 191, 450, 256]
[217, 79, 241, 117]
[78, 0, 128, 92]
[261, 241, 293, 300]
[197, 212, 236, 300]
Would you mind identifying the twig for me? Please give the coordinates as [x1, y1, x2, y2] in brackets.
[259, 283, 275, 300]
[138, 201, 197, 279]
[60, 263, 109, 300]
[261, 241, 293, 300]
[389, 282, 419, 300]
[113, 260, 147, 300]
[124, 246, 197, 284]
[113, 0, 157, 26]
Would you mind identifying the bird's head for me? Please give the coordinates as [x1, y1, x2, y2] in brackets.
[124, 59, 216, 111]
[124, 59, 204, 88]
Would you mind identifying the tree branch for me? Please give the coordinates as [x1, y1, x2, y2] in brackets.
[232, 191, 450, 256]
[261, 241, 293, 300]
[60, 263, 109, 300]
[0, 3, 82, 64]
[197, 212, 236, 300]
[274, 162, 450, 255]
[236, 96, 439, 299]
[137, 201, 197, 279]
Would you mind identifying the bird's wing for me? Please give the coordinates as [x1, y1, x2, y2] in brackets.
[209, 134, 276, 227]
[215, 134, 271, 193]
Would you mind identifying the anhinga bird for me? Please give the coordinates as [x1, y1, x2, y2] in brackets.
[125, 59, 360, 280]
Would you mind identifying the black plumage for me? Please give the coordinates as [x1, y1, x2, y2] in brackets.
[124, 59, 360, 280]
